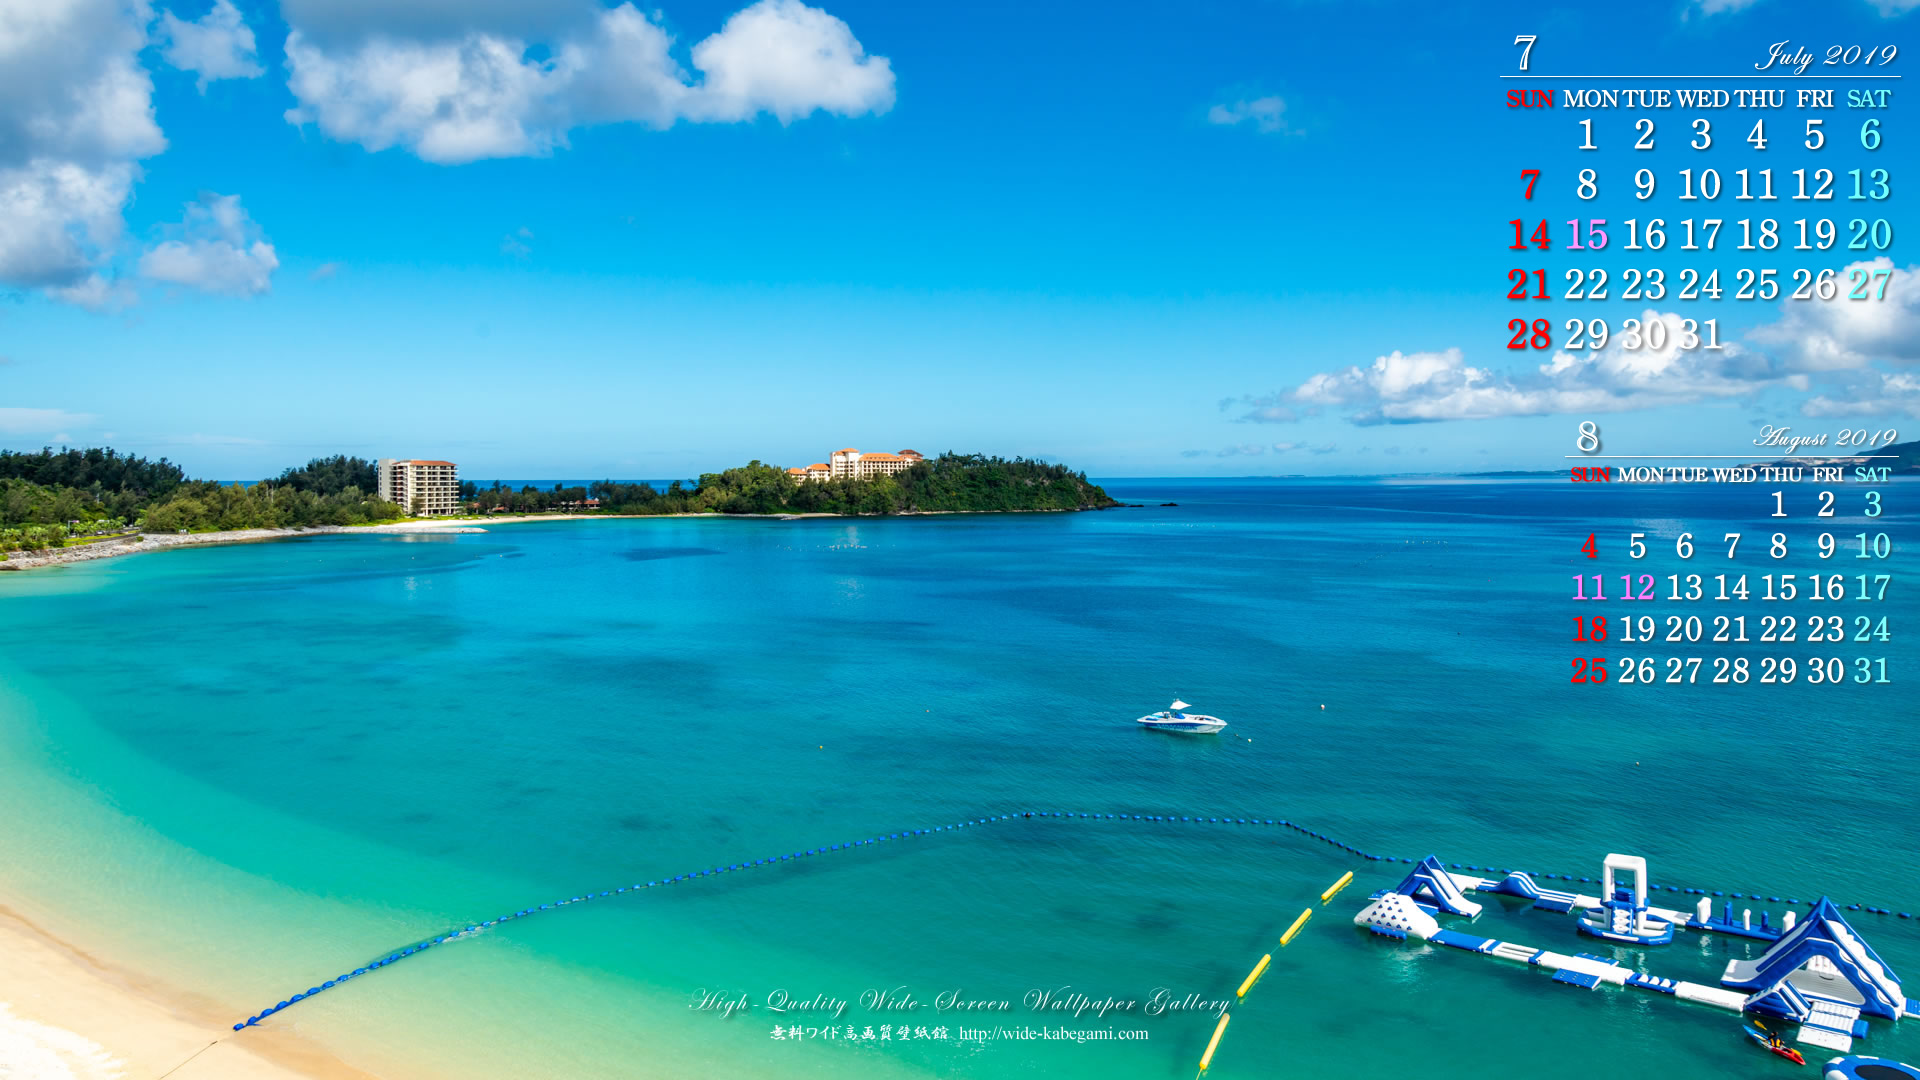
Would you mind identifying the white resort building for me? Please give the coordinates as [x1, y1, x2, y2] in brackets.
[786, 448, 924, 482]
[377, 459, 461, 516]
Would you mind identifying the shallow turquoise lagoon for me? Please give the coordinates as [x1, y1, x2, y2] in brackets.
[2, 478, 1916, 1078]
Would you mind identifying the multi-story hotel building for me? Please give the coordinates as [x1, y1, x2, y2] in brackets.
[377, 459, 460, 515]
[787, 448, 924, 482]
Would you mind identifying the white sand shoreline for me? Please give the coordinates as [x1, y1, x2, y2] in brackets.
[0, 507, 1094, 574]
[0, 517, 598, 572]
[0, 901, 371, 1080]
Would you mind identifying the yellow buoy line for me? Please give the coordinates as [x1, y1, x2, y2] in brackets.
[1278, 907, 1313, 946]
[1321, 870, 1354, 903]
[1197, 1012, 1231, 1071]
[1234, 954, 1271, 998]
[1198, 869, 1352, 1073]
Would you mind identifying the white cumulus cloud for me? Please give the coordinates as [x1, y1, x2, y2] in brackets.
[157, 0, 264, 89]
[1238, 313, 1786, 426]
[686, 0, 894, 122]
[48, 272, 138, 311]
[1801, 372, 1920, 418]
[0, 0, 165, 298]
[1207, 95, 1288, 134]
[0, 161, 141, 291]
[138, 192, 279, 296]
[1748, 258, 1920, 371]
[282, 0, 895, 165]
[277, 0, 596, 42]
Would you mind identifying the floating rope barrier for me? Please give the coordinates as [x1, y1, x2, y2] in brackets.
[1196, 1011, 1230, 1072]
[1234, 954, 1271, 999]
[1278, 908, 1314, 947]
[231, 810, 1917, 1031]
[1321, 870, 1355, 903]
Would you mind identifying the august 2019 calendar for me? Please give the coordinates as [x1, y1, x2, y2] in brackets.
[0, 2, 1913, 1079]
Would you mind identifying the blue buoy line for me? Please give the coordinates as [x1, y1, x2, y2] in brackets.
[229, 811, 1916, 1031]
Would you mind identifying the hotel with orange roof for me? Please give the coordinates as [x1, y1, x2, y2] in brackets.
[785, 448, 925, 483]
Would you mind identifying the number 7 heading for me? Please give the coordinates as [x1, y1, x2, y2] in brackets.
[1521, 169, 1540, 200]
[1515, 35, 1536, 71]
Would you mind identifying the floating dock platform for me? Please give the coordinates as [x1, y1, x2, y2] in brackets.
[1412, 924, 1748, 1009]
[1357, 852, 1910, 1056]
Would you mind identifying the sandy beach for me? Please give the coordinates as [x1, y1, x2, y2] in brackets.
[1, 529, 355, 572]
[0, 518, 589, 573]
[0, 514, 597, 1074]
[0, 505, 1100, 573]
[0, 512, 887, 573]
[0, 903, 367, 1080]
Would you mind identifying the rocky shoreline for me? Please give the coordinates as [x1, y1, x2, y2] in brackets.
[0, 526, 359, 571]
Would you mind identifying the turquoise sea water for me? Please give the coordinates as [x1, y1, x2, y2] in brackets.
[2, 478, 1917, 1079]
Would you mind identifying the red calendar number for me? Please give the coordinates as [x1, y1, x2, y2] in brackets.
[1571, 657, 1609, 683]
[1507, 269, 1548, 299]
[1508, 219, 1550, 250]
[1507, 318, 1552, 350]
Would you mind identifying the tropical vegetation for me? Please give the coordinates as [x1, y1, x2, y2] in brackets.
[268, 454, 381, 495]
[0, 448, 404, 552]
[460, 454, 1118, 517]
[2, 446, 1115, 555]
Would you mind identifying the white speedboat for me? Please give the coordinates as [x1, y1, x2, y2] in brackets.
[1134, 700, 1226, 734]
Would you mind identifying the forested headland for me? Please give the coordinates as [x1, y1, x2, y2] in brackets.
[463, 454, 1119, 516]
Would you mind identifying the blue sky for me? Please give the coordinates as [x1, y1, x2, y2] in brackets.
[1, 0, 1915, 478]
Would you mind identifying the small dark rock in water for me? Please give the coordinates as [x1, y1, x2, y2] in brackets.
[1160, 502, 1179, 507]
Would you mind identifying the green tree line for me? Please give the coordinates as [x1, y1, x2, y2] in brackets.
[138, 481, 406, 533]
[1, 448, 405, 552]
[462, 454, 1115, 517]
[0, 447, 187, 522]
[4, 447, 1114, 553]
[269, 454, 379, 495]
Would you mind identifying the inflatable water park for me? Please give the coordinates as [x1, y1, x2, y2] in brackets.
[211, 808, 1918, 1076]
[1354, 850, 1916, 1059]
